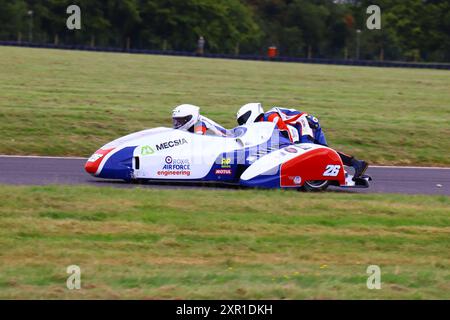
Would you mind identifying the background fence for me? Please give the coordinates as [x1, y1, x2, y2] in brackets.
[1, 41, 449, 70]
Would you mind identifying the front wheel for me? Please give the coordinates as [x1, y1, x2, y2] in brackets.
[302, 180, 329, 192]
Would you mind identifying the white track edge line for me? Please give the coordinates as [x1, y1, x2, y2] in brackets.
[370, 165, 450, 170]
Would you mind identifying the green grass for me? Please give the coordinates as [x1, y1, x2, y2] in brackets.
[0, 46, 449, 165]
[0, 185, 448, 299]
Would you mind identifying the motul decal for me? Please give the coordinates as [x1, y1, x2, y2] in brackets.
[215, 169, 232, 175]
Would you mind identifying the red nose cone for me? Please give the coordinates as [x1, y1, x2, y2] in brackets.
[85, 148, 114, 175]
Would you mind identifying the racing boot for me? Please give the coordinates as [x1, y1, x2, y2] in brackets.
[337, 152, 368, 178]
[351, 158, 369, 178]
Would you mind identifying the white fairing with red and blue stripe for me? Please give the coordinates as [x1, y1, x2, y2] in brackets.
[85, 122, 364, 189]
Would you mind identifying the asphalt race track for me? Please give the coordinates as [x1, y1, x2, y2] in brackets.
[0, 155, 449, 196]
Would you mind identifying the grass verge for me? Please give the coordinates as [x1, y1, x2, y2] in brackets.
[0, 185, 448, 299]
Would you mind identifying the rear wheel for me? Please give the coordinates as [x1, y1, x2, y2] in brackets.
[302, 180, 329, 192]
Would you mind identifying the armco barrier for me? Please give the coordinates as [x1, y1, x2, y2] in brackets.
[1, 41, 449, 70]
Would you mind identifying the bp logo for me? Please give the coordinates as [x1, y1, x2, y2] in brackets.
[221, 158, 231, 168]
[141, 145, 154, 155]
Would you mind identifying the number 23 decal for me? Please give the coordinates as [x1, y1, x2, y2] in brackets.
[323, 165, 341, 177]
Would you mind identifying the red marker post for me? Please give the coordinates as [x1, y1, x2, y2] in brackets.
[267, 46, 278, 59]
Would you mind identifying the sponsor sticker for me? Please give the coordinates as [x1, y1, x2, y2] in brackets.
[141, 145, 154, 155]
[162, 158, 190, 170]
[221, 158, 231, 168]
[284, 147, 298, 153]
[157, 170, 191, 177]
[215, 169, 232, 175]
[158, 157, 191, 176]
[155, 138, 188, 151]
[287, 176, 302, 185]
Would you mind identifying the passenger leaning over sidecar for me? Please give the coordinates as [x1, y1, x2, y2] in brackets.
[236, 102, 369, 178]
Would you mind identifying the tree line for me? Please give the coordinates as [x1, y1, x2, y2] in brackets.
[0, 0, 449, 62]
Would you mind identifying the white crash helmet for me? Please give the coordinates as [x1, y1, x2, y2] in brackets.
[236, 102, 264, 126]
[172, 104, 200, 130]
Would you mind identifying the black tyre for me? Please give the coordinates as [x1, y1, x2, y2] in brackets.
[302, 180, 330, 192]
